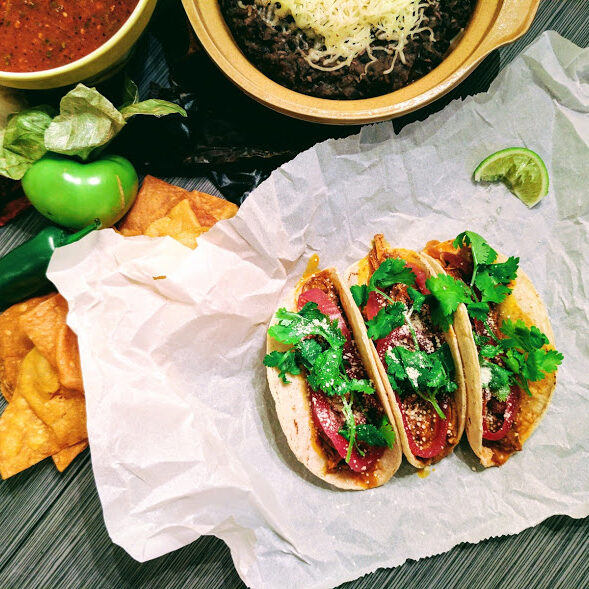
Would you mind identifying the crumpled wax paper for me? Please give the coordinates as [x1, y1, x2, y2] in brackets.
[48, 32, 589, 589]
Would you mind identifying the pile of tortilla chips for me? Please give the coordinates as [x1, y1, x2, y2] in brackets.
[118, 175, 238, 249]
[0, 176, 238, 478]
[0, 294, 87, 478]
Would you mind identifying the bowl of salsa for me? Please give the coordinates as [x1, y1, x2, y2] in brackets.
[0, 0, 157, 89]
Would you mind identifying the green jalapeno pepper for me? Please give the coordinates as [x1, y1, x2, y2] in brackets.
[0, 221, 98, 309]
[22, 153, 138, 230]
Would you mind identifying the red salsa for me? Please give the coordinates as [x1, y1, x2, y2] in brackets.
[0, 0, 139, 72]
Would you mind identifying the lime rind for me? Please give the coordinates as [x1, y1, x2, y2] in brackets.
[473, 147, 549, 208]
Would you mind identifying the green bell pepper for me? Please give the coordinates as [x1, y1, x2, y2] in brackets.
[0, 221, 98, 309]
[22, 153, 138, 230]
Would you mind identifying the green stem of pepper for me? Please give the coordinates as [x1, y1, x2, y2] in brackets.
[63, 218, 101, 244]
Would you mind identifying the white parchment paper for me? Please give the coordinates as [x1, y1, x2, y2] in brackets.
[48, 32, 589, 589]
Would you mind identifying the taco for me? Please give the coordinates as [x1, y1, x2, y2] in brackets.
[422, 231, 563, 467]
[346, 235, 466, 468]
[265, 267, 402, 490]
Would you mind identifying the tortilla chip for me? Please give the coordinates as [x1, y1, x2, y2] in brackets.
[52, 439, 88, 472]
[0, 294, 53, 401]
[18, 348, 87, 448]
[55, 324, 84, 391]
[145, 199, 208, 249]
[19, 294, 67, 368]
[1, 358, 25, 402]
[118, 175, 237, 235]
[0, 392, 61, 479]
[189, 189, 238, 228]
[118, 176, 194, 235]
[19, 294, 83, 391]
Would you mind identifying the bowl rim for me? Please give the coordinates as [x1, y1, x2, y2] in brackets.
[183, 0, 541, 124]
[0, 0, 156, 81]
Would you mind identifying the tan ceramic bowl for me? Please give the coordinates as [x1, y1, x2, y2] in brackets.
[0, 0, 158, 90]
[183, 0, 540, 124]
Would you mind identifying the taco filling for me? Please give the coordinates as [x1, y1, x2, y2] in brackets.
[350, 237, 459, 460]
[264, 270, 396, 476]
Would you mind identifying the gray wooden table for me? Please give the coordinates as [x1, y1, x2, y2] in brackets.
[1, 2, 588, 588]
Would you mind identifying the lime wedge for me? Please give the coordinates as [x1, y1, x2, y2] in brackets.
[473, 147, 549, 208]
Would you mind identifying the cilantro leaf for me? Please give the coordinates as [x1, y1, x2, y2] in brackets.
[474, 270, 512, 304]
[296, 339, 323, 371]
[436, 343, 457, 380]
[453, 231, 497, 267]
[407, 286, 426, 312]
[369, 258, 416, 291]
[306, 348, 344, 395]
[504, 348, 525, 375]
[479, 344, 501, 358]
[484, 256, 519, 284]
[344, 379, 375, 395]
[333, 378, 375, 397]
[429, 299, 453, 332]
[534, 348, 563, 374]
[426, 274, 472, 330]
[377, 416, 396, 449]
[350, 284, 369, 307]
[500, 319, 548, 352]
[263, 350, 301, 384]
[354, 423, 390, 447]
[474, 333, 492, 347]
[453, 231, 500, 289]
[384, 347, 406, 388]
[488, 365, 511, 393]
[491, 388, 510, 403]
[426, 274, 472, 316]
[268, 303, 346, 349]
[366, 302, 406, 340]
[340, 416, 396, 449]
[524, 348, 564, 382]
[466, 301, 490, 321]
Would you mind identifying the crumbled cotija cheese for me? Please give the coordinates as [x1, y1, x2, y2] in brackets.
[480, 366, 492, 388]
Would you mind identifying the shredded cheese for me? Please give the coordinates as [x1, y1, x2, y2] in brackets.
[255, 0, 434, 72]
